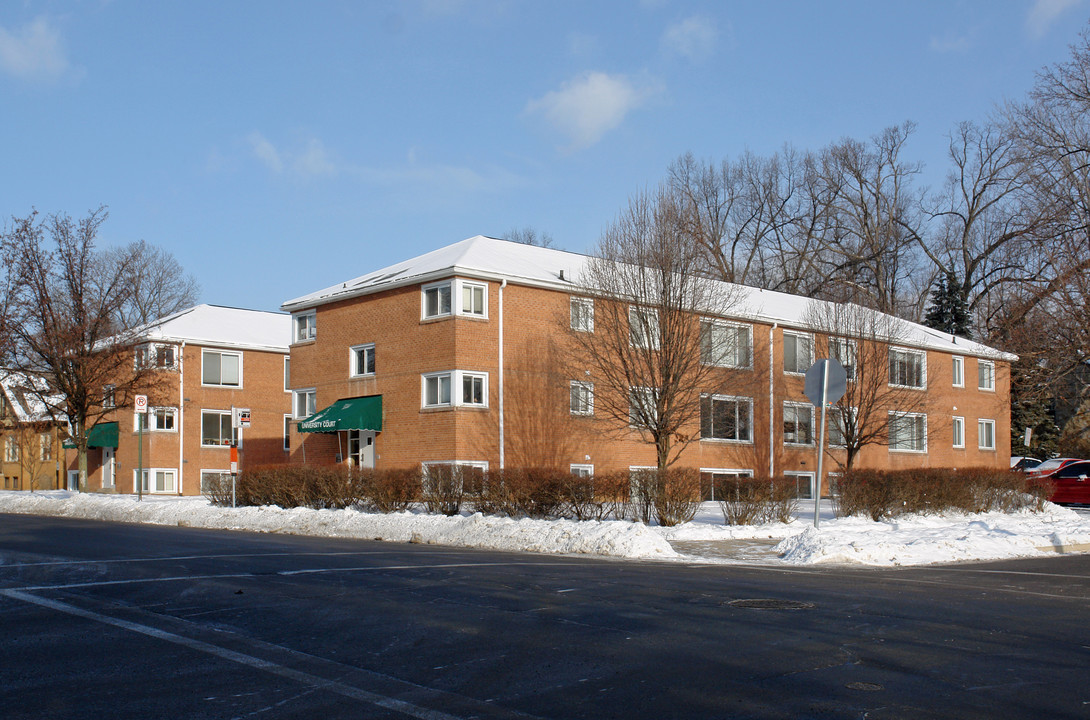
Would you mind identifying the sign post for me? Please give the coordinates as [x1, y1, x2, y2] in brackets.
[135, 395, 147, 501]
[804, 359, 847, 528]
[230, 408, 249, 508]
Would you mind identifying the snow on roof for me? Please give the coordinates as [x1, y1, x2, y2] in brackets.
[281, 235, 1015, 361]
[134, 304, 290, 353]
[0, 372, 63, 423]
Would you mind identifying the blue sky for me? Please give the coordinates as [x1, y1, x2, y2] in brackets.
[1, 1, 1087, 313]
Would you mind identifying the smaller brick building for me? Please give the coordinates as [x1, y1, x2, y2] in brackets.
[66, 305, 291, 495]
[1, 373, 66, 491]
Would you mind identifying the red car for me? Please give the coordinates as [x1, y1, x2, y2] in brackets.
[1028, 457, 1082, 478]
[1044, 460, 1090, 505]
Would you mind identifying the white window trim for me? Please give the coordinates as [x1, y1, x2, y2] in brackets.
[283, 414, 293, 452]
[200, 409, 240, 448]
[293, 388, 316, 419]
[570, 463, 594, 477]
[888, 411, 928, 453]
[460, 280, 488, 318]
[628, 307, 660, 350]
[199, 469, 232, 495]
[783, 401, 816, 446]
[201, 349, 243, 389]
[570, 380, 594, 416]
[784, 471, 816, 500]
[294, 311, 317, 344]
[421, 370, 489, 409]
[952, 355, 964, 388]
[628, 386, 659, 427]
[570, 297, 594, 332]
[422, 279, 489, 320]
[952, 415, 965, 449]
[978, 359, 996, 392]
[701, 319, 753, 369]
[134, 342, 179, 371]
[827, 406, 857, 448]
[349, 343, 376, 378]
[978, 418, 996, 450]
[889, 346, 927, 390]
[700, 393, 754, 444]
[134, 467, 178, 494]
[783, 331, 814, 375]
[700, 468, 755, 478]
[135, 406, 178, 432]
[830, 337, 857, 381]
[283, 356, 291, 393]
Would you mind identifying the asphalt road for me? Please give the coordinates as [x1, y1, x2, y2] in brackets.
[1, 513, 1088, 720]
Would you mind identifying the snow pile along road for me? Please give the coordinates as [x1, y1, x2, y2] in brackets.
[2, 491, 1089, 566]
[0, 492, 679, 560]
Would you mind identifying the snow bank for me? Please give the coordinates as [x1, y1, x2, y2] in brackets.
[2, 491, 1088, 566]
[0, 492, 678, 561]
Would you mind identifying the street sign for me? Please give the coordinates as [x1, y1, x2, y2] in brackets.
[134, 394, 148, 413]
[804, 358, 847, 530]
[804, 359, 847, 407]
[233, 407, 251, 429]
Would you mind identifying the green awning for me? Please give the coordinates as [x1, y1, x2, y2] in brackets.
[62, 421, 119, 449]
[298, 395, 382, 433]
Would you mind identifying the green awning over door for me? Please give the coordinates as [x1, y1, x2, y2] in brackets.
[62, 421, 119, 449]
[298, 395, 382, 433]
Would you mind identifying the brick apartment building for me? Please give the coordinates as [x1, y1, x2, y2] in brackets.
[66, 305, 292, 495]
[282, 236, 1014, 498]
[1, 373, 66, 491]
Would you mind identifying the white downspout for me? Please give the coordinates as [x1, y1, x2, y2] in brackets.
[769, 323, 777, 478]
[178, 340, 185, 495]
[498, 279, 507, 470]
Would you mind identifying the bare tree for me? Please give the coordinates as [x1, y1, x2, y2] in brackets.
[110, 239, 201, 327]
[566, 185, 738, 471]
[504, 226, 556, 249]
[3, 208, 166, 491]
[803, 301, 932, 471]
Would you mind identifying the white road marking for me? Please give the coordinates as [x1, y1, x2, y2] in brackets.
[1, 588, 471, 720]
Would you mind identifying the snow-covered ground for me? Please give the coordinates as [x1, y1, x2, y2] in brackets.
[1, 490, 1088, 567]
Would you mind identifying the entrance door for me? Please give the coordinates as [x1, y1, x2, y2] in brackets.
[67, 470, 79, 491]
[347, 430, 375, 469]
[102, 448, 115, 489]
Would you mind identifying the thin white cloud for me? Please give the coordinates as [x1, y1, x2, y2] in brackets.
[662, 15, 718, 61]
[247, 133, 336, 178]
[525, 71, 654, 151]
[1026, 0, 1082, 39]
[0, 17, 72, 82]
[247, 132, 284, 174]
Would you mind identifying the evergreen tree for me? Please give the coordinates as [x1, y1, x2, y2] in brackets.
[924, 272, 972, 339]
[1009, 358, 1061, 459]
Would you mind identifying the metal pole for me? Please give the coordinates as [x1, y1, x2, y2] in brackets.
[137, 413, 144, 502]
[813, 361, 829, 528]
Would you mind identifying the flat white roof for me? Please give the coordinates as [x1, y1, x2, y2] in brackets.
[281, 235, 1015, 361]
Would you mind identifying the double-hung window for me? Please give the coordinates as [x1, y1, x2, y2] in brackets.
[889, 348, 925, 388]
[783, 332, 813, 374]
[952, 356, 964, 388]
[350, 344, 376, 377]
[701, 321, 752, 368]
[701, 395, 753, 442]
[202, 350, 241, 388]
[293, 389, 316, 419]
[783, 402, 814, 445]
[294, 312, 316, 343]
[629, 387, 658, 427]
[953, 416, 965, 448]
[828, 407, 857, 447]
[978, 419, 996, 450]
[570, 381, 594, 415]
[422, 371, 488, 408]
[103, 385, 116, 409]
[201, 410, 236, 447]
[889, 411, 927, 452]
[978, 360, 995, 391]
[629, 307, 660, 350]
[830, 337, 856, 380]
[570, 297, 594, 332]
[40, 433, 52, 461]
